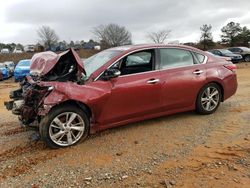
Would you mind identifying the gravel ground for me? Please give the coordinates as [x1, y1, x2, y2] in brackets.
[0, 65, 250, 188]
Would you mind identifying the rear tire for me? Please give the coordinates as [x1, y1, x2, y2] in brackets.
[196, 83, 222, 115]
[40, 104, 90, 148]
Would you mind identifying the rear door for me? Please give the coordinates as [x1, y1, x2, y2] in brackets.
[158, 48, 207, 110]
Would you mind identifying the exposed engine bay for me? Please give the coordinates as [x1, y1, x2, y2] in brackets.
[30, 48, 85, 82]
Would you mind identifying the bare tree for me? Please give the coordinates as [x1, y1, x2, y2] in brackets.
[37, 26, 59, 50]
[147, 30, 171, 43]
[93, 23, 132, 49]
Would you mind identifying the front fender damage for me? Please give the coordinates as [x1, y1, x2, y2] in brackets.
[37, 88, 68, 116]
[5, 78, 111, 130]
[37, 81, 112, 122]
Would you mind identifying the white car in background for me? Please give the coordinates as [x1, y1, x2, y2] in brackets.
[24, 45, 35, 52]
[13, 47, 23, 53]
[1, 48, 10, 54]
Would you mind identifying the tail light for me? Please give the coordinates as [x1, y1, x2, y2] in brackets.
[224, 64, 237, 73]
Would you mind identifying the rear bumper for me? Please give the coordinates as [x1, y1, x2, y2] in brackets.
[14, 73, 29, 80]
[223, 74, 238, 101]
[14, 75, 25, 80]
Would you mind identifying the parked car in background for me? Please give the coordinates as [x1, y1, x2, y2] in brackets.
[1, 48, 10, 54]
[0, 63, 10, 79]
[228, 47, 250, 62]
[208, 49, 242, 63]
[14, 59, 31, 82]
[13, 47, 23, 53]
[24, 45, 35, 52]
[205, 51, 232, 61]
[5, 45, 237, 148]
[4, 61, 15, 76]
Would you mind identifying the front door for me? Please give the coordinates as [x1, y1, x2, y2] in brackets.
[98, 49, 162, 125]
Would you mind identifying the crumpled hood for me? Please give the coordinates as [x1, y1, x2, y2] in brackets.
[30, 48, 85, 77]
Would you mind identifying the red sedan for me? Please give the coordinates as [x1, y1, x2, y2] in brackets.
[5, 44, 237, 148]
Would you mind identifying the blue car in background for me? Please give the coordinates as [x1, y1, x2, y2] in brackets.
[14, 59, 31, 82]
[0, 63, 10, 79]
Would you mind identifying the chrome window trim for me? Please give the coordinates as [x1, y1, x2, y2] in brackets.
[94, 47, 208, 81]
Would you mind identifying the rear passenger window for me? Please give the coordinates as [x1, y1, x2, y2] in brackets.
[159, 48, 194, 69]
[194, 52, 205, 64]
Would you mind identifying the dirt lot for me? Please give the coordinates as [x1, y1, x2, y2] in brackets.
[0, 65, 250, 188]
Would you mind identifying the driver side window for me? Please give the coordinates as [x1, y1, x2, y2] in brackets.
[114, 50, 154, 76]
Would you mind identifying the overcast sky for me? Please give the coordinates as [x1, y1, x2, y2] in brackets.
[0, 0, 250, 45]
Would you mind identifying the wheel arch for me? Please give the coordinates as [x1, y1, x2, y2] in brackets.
[197, 81, 224, 103]
[211, 81, 224, 102]
[50, 100, 92, 119]
[243, 54, 250, 61]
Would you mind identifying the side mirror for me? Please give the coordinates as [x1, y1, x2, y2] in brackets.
[103, 68, 121, 80]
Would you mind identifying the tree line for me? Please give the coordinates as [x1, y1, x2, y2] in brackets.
[1, 22, 249, 52]
[199, 22, 250, 50]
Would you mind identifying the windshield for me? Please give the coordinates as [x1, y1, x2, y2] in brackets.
[220, 49, 232, 54]
[83, 50, 121, 79]
[18, 60, 30, 67]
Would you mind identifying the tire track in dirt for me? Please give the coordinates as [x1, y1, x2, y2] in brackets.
[0, 142, 45, 163]
[0, 127, 26, 136]
[0, 122, 19, 129]
[0, 151, 59, 181]
[0, 142, 68, 182]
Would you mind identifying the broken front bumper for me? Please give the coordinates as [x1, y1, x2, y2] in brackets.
[4, 100, 24, 115]
[4, 79, 52, 126]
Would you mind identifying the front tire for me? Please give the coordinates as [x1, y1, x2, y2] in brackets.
[40, 105, 90, 148]
[196, 83, 222, 115]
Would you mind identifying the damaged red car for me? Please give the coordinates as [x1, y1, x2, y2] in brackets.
[5, 45, 237, 148]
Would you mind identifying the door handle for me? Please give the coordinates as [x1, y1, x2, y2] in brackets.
[147, 79, 160, 84]
[193, 70, 203, 75]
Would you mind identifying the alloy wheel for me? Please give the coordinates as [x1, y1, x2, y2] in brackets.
[49, 112, 85, 146]
[201, 86, 220, 112]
